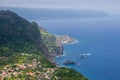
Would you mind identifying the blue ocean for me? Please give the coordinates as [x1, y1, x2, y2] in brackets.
[36, 16, 120, 80]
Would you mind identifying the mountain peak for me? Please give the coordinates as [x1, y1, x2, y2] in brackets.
[0, 10, 18, 18]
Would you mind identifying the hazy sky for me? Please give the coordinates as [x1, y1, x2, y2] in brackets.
[0, 0, 120, 14]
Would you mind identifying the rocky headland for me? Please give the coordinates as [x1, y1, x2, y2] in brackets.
[40, 27, 76, 63]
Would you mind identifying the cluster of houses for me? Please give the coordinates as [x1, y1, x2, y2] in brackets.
[0, 58, 59, 80]
[56, 35, 75, 45]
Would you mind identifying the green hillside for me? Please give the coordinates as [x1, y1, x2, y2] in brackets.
[0, 10, 88, 80]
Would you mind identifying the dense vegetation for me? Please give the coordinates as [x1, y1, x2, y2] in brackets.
[0, 10, 48, 57]
[54, 67, 88, 80]
[0, 10, 88, 80]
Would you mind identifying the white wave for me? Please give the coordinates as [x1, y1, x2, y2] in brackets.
[85, 53, 91, 56]
[65, 39, 78, 45]
[80, 53, 91, 56]
[55, 53, 66, 59]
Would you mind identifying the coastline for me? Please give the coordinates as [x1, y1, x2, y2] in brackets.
[54, 37, 78, 63]
[64, 39, 78, 45]
[55, 50, 66, 59]
[48, 35, 78, 65]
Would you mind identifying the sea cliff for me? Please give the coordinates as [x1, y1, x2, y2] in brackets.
[40, 27, 76, 63]
[0, 10, 88, 80]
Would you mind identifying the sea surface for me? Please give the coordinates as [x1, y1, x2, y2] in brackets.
[36, 16, 120, 80]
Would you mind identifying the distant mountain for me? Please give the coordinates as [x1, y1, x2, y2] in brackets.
[0, 7, 109, 20]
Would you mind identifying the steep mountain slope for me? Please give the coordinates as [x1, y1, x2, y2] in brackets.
[39, 27, 63, 57]
[0, 10, 49, 58]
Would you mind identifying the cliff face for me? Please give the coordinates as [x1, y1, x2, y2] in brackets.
[0, 10, 49, 57]
[39, 27, 76, 59]
[39, 27, 63, 59]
